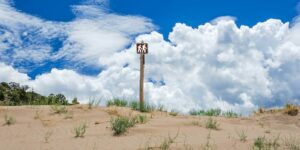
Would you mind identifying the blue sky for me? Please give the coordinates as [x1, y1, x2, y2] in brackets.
[10, 0, 299, 78]
[14, 0, 299, 41]
[1, 0, 300, 113]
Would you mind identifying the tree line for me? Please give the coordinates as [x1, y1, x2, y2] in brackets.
[0, 82, 78, 106]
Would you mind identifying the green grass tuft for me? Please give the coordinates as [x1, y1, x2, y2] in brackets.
[107, 98, 128, 107]
[222, 110, 239, 118]
[110, 116, 136, 135]
[205, 117, 219, 130]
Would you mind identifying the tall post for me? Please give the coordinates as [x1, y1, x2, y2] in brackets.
[137, 41, 148, 112]
[139, 53, 145, 111]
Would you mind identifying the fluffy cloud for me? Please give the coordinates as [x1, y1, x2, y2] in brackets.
[0, 63, 29, 83]
[1, 0, 300, 115]
[0, 0, 154, 73]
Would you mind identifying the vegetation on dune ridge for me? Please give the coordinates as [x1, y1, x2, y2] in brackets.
[255, 103, 299, 116]
[0, 81, 72, 106]
[106, 99, 155, 112]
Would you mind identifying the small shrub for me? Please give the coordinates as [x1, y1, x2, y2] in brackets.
[50, 105, 68, 114]
[236, 130, 247, 142]
[254, 136, 265, 150]
[72, 97, 80, 105]
[73, 123, 87, 138]
[110, 116, 136, 135]
[169, 110, 179, 116]
[222, 110, 238, 118]
[258, 107, 264, 114]
[285, 104, 299, 116]
[4, 114, 16, 125]
[205, 118, 218, 130]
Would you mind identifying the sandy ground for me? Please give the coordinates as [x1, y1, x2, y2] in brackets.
[0, 105, 299, 150]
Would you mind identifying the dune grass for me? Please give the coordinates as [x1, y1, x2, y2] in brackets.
[107, 98, 128, 107]
[189, 108, 222, 117]
[110, 116, 136, 135]
[253, 135, 280, 150]
[88, 98, 101, 109]
[205, 117, 219, 130]
[129, 101, 155, 112]
[222, 110, 239, 118]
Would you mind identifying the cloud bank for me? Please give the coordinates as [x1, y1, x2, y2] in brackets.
[1, 0, 300, 114]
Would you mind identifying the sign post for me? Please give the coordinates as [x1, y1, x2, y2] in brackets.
[136, 41, 148, 112]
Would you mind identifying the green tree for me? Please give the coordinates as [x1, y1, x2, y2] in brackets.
[72, 97, 79, 105]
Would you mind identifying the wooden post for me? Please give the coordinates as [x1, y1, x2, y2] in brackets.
[139, 53, 145, 111]
[137, 41, 148, 112]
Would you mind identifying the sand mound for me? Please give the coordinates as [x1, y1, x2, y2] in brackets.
[0, 105, 299, 150]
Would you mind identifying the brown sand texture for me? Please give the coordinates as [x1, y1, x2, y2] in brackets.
[0, 105, 299, 150]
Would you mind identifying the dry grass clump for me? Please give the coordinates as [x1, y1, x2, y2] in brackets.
[201, 131, 217, 150]
[190, 120, 202, 127]
[236, 130, 247, 142]
[34, 109, 42, 120]
[169, 110, 179, 116]
[73, 123, 88, 138]
[3, 114, 16, 126]
[284, 136, 300, 150]
[105, 107, 119, 116]
[159, 131, 179, 150]
[50, 105, 68, 114]
[64, 110, 74, 119]
[284, 104, 299, 116]
[44, 130, 53, 143]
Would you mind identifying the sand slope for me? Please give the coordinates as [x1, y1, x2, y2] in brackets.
[0, 105, 299, 150]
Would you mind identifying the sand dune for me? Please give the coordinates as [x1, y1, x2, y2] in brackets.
[0, 105, 299, 150]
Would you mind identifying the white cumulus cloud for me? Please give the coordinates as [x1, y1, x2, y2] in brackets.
[1, 0, 300, 115]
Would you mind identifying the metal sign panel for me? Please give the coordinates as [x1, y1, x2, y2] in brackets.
[136, 42, 148, 54]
